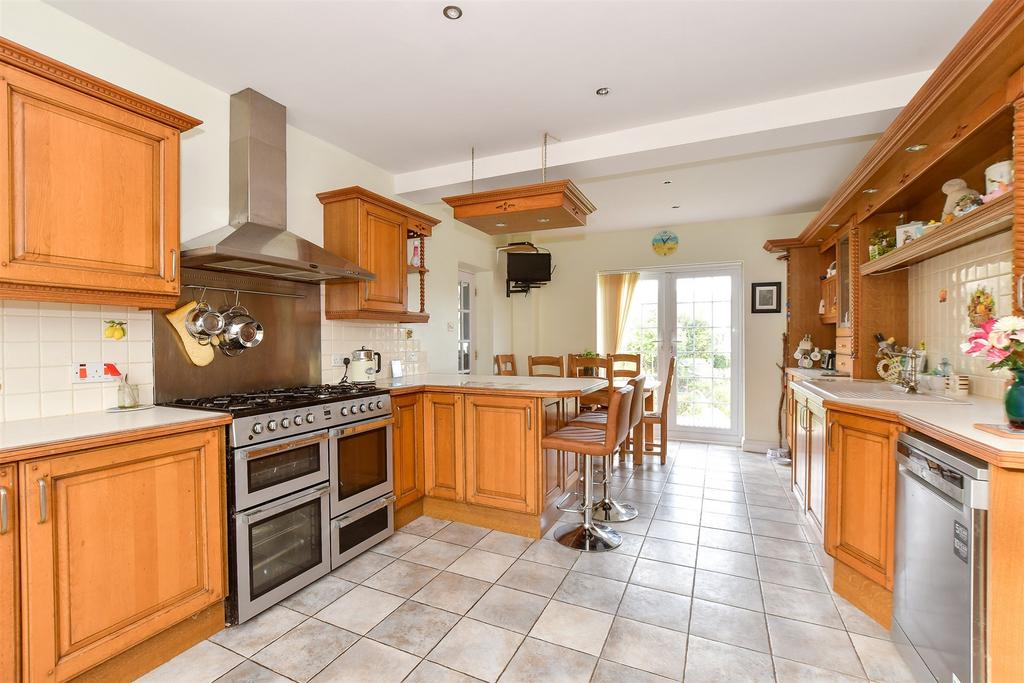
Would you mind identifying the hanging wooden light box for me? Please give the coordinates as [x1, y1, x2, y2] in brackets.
[442, 179, 596, 236]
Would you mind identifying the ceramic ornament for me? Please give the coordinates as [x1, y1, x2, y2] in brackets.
[941, 178, 981, 222]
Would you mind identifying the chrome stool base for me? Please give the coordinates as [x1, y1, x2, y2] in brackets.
[592, 498, 639, 523]
[554, 521, 621, 552]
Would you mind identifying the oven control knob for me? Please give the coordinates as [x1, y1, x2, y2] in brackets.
[267, 420, 277, 432]
[281, 417, 290, 428]
[359, 403, 367, 413]
[376, 400, 384, 410]
[252, 422, 263, 435]
[305, 413, 315, 424]
[294, 414, 303, 426]
[340, 407, 349, 416]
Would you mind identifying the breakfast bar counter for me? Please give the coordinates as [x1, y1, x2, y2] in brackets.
[379, 373, 606, 398]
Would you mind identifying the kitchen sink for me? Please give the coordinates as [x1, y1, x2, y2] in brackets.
[804, 379, 969, 403]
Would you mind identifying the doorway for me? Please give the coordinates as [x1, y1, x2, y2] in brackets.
[620, 264, 743, 444]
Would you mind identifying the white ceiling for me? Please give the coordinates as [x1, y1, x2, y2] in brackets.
[47, 0, 987, 231]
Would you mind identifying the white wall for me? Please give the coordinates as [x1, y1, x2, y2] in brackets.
[0, 0, 507, 421]
[503, 213, 814, 451]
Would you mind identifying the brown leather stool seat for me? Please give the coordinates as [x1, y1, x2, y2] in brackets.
[542, 385, 633, 551]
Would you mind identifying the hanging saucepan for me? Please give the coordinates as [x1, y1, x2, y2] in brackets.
[217, 305, 264, 355]
[184, 301, 225, 346]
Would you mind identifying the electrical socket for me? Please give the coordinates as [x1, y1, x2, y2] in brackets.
[331, 353, 346, 367]
[73, 362, 119, 383]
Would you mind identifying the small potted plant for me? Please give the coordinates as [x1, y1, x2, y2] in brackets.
[960, 315, 1024, 429]
[578, 349, 600, 376]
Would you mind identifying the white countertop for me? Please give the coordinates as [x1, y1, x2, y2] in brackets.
[0, 406, 228, 456]
[378, 373, 606, 395]
[789, 375, 1024, 457]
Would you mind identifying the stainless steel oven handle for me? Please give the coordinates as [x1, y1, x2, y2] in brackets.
[241, 482, 330, 520]
[243, 432, 329, 461]
[332, 494, 396, 528]
[331, 418, 394, 439]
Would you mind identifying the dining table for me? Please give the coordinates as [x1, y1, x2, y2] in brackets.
[612, 377, 661, 466]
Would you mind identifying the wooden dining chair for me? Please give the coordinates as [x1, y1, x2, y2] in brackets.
[494, 354, 518, 376]
[610, 353, 641, 378]
[528, 355, 565, 377]
[568, 354, 613, 409]
[641, 355, 676, 464]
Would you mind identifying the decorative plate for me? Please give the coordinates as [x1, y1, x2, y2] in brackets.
[652, 230, 679, 256]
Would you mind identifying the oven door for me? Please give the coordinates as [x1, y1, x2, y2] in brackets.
[329, 419, 394, 517]
[234, 431, 330, 510]
[234, 482, 331, 623]
[331, 494, 396, 569]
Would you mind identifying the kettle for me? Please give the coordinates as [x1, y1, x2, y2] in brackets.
[347, 346, 382, 385]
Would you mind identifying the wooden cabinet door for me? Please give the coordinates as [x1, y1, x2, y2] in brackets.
[20, 428, 226, 682]
[423, 393, 465, 501]
[807, 406, 826, 533]
[359, 202, 407, 313]
[0, 64, 180, 304]
[541, 398, 564, 505]
[825, 410, 899, 588]
[792, 402, 808, 508]
[560, 397, 580, 491]
[393, 393, 424, 509]
[465, 396, 539, 514]
[0, 465, 19, 683]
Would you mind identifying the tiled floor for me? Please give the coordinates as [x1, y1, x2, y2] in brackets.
[140, 441, 928, 683]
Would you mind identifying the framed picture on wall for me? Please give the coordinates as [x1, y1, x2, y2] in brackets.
[751, 282, 781, 313]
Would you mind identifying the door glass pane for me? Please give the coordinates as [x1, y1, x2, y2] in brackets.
[337, 427, 388, 500]
[249, 499, 322, 599]
[337, 506, 390, 556]
[457, 276, 472, 374]
[621, 278, 660, 380]
[675, 275, 733, 430]
[247, 442, 323, 493]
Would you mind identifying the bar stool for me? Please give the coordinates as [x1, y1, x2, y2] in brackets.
[570, 375, 645, 522]
[542, 385, 634, 551]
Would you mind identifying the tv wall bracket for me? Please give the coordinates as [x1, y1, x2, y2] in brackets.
[497, 242, 552, 297]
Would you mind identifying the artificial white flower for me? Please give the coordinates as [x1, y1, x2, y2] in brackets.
[989, 330, 1011, 349]
[994, 316, 1024, 332]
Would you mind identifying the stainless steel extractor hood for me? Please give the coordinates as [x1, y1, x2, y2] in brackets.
[180, 89, 374, 283]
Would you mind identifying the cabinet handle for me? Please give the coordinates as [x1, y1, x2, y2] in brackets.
[0, 487, 8, 535]
[37, 478, 48, 524]
[527, 407, 532, 430]
[170, 249, 178, 282]
[1017, 273, 1024, 311]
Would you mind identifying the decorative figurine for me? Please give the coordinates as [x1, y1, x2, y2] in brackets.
[941, 179, 981, 222]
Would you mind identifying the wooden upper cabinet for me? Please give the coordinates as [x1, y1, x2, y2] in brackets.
[0, 465, 18, 683]
[0, 38, 200, 309]
[465, 395, 539, 515]
[825, 409, 900, 589]
[423, 393, 465, 501]
[319, 186, 439, 323]
[19, 428, 226, 682]
[393, 393, 425, 510]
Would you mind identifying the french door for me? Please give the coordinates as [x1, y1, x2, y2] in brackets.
[622, 264, 743, 444]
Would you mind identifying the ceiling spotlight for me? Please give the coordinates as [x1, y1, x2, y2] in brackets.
[537, 218, 551, 223]
[663, 180, 672, 185]
[829, 223, 840, 227]
[862, 188, 879, 194]
[905, 143, 928, 152]
[671, 205, 680, 209]
[595, 87, 611, 96]
[442, 5, 463, 20]
[495, 222, 507, 227]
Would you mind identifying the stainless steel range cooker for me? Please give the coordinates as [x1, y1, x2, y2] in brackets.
[167, 383, 394, 623]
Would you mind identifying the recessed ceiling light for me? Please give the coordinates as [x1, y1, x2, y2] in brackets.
[829, 223, 840, 227]
[595, 87, 611, 96]
[495, 222, 506, 227]
[442, 5, 462, 20]
[671, 205, 680, 209]
[663, 180, 672, 185]
[905, 143, 928, 152]
[862, 188, 879, 194]
[537, 218, 550, 223]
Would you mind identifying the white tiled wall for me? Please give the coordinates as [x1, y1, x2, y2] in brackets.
[319, 297, 427, 383]
[908, 231, 1013, 399]
[0, 300, 155, 422]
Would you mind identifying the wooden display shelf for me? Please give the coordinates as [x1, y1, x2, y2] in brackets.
[407, 265, 429, 274]
[860, 191, 1014, 275]
[329, 309, 430, 323]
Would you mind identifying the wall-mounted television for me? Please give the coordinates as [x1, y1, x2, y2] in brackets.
[507, 252, 552, 283]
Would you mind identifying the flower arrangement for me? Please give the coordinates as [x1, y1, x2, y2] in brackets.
[960, 316, 1024, 370]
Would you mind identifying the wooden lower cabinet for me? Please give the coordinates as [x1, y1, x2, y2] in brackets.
[1, 465, 19, 682]
[423, 393, 465, 501]
[465, 395, 539, 514]
[792, 399, 808, 507]
[392, 394, 424, 509]
[542, 398, 564, 506]
[18, 427, 226, 682]
[825, 409, 900, 589]
[807, 404, 826, 533]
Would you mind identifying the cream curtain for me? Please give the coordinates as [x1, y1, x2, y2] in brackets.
[598, 272, 639, 354]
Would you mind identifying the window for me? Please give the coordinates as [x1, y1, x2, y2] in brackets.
[457, 272, 473, 374]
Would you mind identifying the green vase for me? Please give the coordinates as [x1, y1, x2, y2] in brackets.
[1006, 369, 1024, 430]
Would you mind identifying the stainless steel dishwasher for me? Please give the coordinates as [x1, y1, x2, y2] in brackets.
[894, 432, 989, 683]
